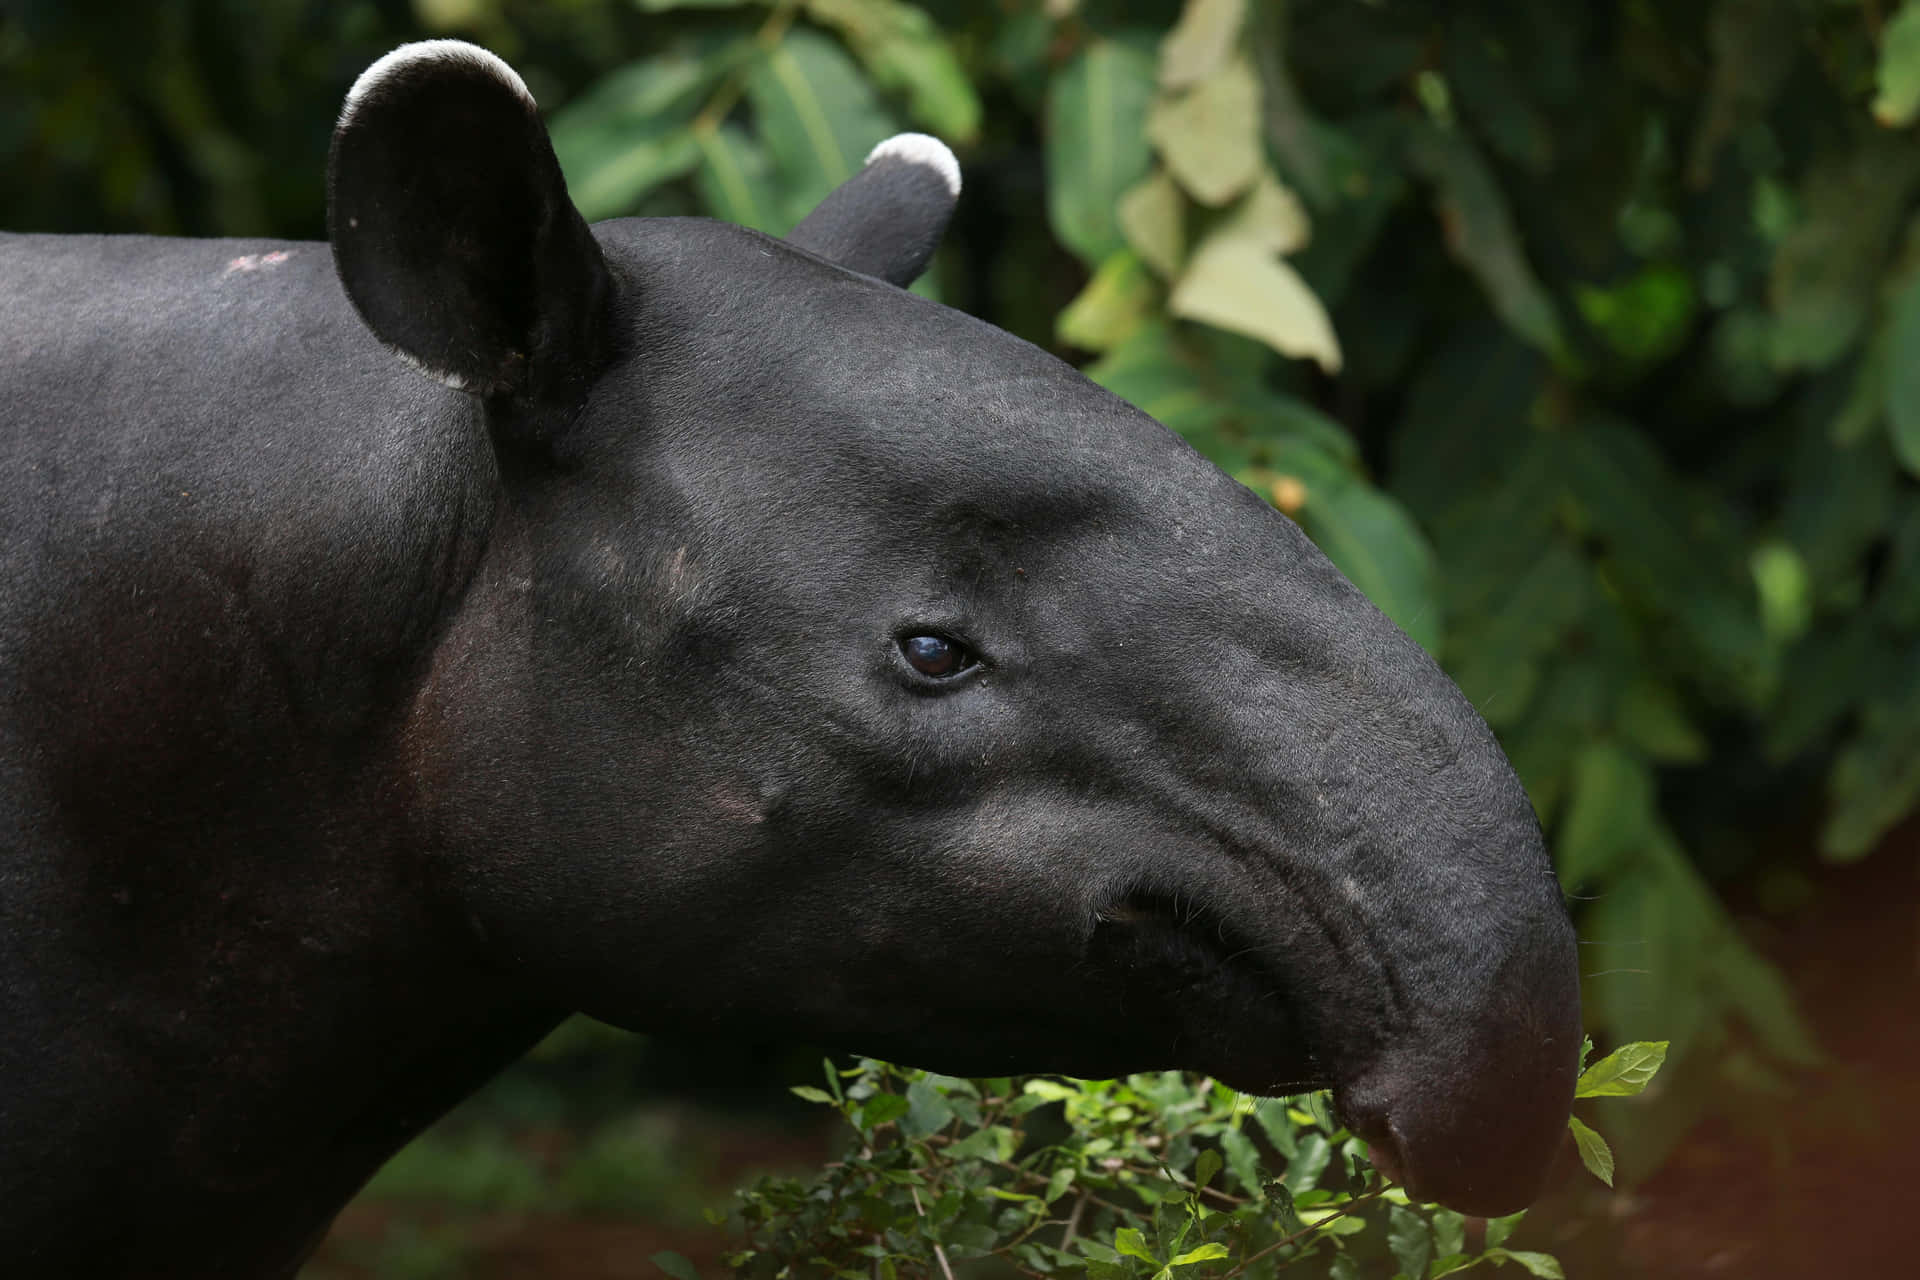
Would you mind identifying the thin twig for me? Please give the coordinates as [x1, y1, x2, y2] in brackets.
[1223, 1191, 1387, 1277]
[1058, 1188, 1089, 1252]
[910, 1185, 959, 1280]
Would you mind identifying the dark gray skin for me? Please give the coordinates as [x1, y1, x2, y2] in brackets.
[0, 41, 1579, 1278]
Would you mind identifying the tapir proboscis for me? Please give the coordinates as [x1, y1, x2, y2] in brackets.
[0, 40, 1579, 1278]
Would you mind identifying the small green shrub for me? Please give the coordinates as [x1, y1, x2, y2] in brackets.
[680, 1040, 1663, 1280]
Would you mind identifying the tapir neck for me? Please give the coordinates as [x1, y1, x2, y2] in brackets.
[0, 238, 566, 1272]
[0, 715, 564, 1276]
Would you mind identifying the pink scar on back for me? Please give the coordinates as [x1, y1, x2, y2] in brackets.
[223, 250, 293, 275]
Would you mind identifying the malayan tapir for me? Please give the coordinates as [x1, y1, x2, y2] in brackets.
[0, 39, 1580, 1277]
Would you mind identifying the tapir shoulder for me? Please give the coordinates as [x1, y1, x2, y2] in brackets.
[0, 231, 498, 742]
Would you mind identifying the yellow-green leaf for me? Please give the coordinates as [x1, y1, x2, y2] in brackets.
[1118, 170, 1185, 277]
[1058, 250, 1157, 351]
[1216, 169, 1310, 256]
[1574, 1040, 1669, 1098]
[1159, 0, 1246, 89]
[1113, 1226, 1159, 1264]
[1148, 53, 1262, 206]
[1875, 2, 1920, 127]
[1170, 230, 1341, 372]
[1567, 1116, 1614, 1186]
[1169, 1242, 1230, 1266]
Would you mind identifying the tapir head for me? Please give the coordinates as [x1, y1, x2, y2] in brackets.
[328, 42, 1579, 1215]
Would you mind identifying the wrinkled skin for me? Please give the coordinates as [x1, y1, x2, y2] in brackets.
[0, 41, 1578, 1279]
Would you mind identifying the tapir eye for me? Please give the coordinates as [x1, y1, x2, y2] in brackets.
[899, 633, 973, 679]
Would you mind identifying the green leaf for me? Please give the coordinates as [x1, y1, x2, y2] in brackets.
[1486, 1211, 1524, 1250]
[901, 1077, 955, 1138]
[1219, 1126, 1263, 1199]
[1148, 53, 1263, 206]
[1160, 0, 1245, 89]
[549, 46, 743, 219]
[1058, 250, 1158, 352]
[1047, 38, 1158, 265]
[1192, 1147, 1223, 1191]
[789, 1085, 837, 1104]
[1574, 265, 1697, 367]
[1113, 1227, 1159, 1264]
[1821, 661, 1920, 859]
[1406, 125, 1564, 359]
[651, 1250, 701, 1280]
[1387, 1204, 1431, 1280]
[746, 28, 898, 224]
[693, 123, 787, 233]
[1431, 1208, 1466, 1260]
[858, 1091, 910, 1127]
[1556, 743, 1656, 886]
[1168, 1242, 1230, 1266]
[1486, 1248, 1565, 1278]
[1749, 540, 1813, 644]
[1770, 134, 1920, 373]
[1875, 2, 1920, 127]
[806, 0, 982, 142]
[1566, 1115, 1614, 1187]
[1285, 1133, 1332, 1195]
[1250, 1098, 1298, 1159]
[1885, 271, 1920, 479]
[1574, 1040, 1669, 1098]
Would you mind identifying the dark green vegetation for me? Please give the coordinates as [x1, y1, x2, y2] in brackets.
[7, 0, 1914, 1275]
[714, 1043, 1661, 1280]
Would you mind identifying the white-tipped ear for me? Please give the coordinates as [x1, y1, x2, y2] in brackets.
[785, 132, 962, 288]
[865, 133, 961, 199]
[340, 40, 536, 129]
[327, 40, 610, 419]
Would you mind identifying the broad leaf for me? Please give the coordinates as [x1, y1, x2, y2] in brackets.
[693, 123, 786, 233]
[1557, 743, 1656, 887]
[1057, 250, 1157, 351]
[1387, 1204, 1431, 1280]
[1567, 1115, 1614, 1187]
[806, 0, 982, 142]
[1875, 1, 1920, 127]
[746, 28, 897, 224]
[1148, 53, 1262, 206]
[1159, 0, 1245, 89]
[1406, 125, 1564, 358]
[1047, 38, 1158, 265]
[1118, 169, 1185, 277]
[1574, 1040, 1669, 1098]
[1170, 229, 1341, 372]
[550, 45, 744, 218]
[1885, 270, 1920, 479]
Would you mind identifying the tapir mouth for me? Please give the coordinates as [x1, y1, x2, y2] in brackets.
[1090, 887, 1333, 1097]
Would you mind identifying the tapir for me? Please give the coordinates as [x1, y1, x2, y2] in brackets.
[0, 40, 1579, 1277]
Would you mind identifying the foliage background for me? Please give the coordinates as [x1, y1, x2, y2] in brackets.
[6, 0, 1918, 1272]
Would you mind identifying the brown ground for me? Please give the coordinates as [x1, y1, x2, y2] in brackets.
[313, 828, 1920, 1279]
[1531, 823, 1920, 1278]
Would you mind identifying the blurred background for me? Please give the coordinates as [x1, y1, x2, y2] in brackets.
[5, 0, 1917, 1275]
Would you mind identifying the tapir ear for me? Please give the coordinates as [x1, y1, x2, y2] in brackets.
[786, 134, 960, 288]
[327, 41, 610, 403]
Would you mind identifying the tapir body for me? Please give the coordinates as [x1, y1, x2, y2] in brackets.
[0, 42, 1579, 1278]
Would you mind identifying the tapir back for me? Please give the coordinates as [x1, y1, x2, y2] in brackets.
[0, 232, 496, 744]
